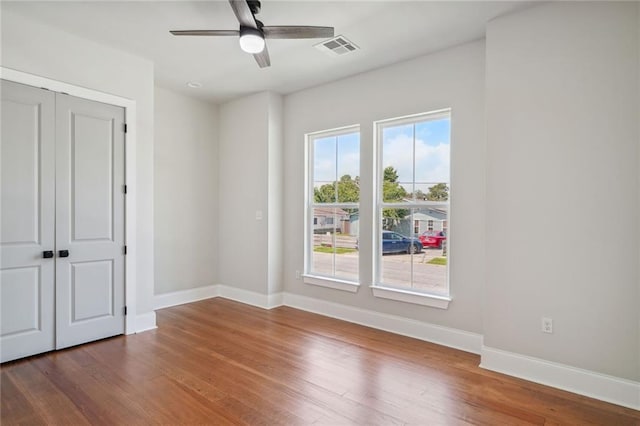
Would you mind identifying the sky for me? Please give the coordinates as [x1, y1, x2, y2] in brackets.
[313, 117, 450, 193]
[313, 132, 360, 184]
[382, 117, 451, 192]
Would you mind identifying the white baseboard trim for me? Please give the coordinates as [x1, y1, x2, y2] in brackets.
[283, 292, 483, 355]
[135, 311, 157, 333]
[217, 285, 284, 309]
[155, 285, 219, 310]
[480, 346, 640, 411]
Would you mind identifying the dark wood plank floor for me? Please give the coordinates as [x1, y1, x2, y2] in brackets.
[2, 298, 639, 425]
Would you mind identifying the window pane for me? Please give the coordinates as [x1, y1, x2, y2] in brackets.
[311, 207, 358, 281]
[335, 208, 359, 281]
[380, 211, 417, 288]
[337, 132, 360, 203]
[313, 136, 336, 202]
[414, 118, 450, 185]
[380, 208, 448, 295]
[382, 124, 413, 202]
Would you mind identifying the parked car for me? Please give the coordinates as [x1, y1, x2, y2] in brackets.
[419, 230, 447, 249]
[382, 231, 422, 254]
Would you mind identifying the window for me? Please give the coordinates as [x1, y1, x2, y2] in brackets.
[374, 110, 451, 303]
[305, 126, 360, 291]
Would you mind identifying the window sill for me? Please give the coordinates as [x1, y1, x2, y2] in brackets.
[370, 285, 451, 309]
[303, 275, 360, 293]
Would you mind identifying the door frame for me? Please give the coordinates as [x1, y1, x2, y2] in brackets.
[1, 66, 137, 335]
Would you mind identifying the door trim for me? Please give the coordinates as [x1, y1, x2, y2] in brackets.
[1, 67, 137, 335]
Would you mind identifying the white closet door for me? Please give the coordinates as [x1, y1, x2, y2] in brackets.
[55, 93, 125, 349]
[0, 80, 56, 362]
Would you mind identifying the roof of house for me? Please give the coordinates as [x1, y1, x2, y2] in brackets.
[313, 207, 349, 217]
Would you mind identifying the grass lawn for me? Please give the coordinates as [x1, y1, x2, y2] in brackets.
[427, 257, 447, 266]
[314, 246, 358, 254]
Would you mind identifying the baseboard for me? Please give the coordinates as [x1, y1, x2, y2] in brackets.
[480, 346, 640, 410]
[135, 311, 157, 333]
[217, 285, 284, 309]
[283, 292, 483, 355]
[155, 285, 219, 310]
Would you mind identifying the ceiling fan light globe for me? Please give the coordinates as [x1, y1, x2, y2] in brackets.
[239, 30, 265, 54]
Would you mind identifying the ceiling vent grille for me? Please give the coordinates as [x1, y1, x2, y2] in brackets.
[314, 35, 359, 56]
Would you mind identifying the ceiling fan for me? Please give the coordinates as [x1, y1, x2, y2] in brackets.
[170, 0, 335, 68]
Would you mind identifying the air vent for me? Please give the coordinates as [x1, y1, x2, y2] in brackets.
[314, 35, 359, 56]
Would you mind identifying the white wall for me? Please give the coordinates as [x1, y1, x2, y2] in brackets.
[283, 41, 487, 333]
[1, 8, 156, 315]
[267, 94, 284, 295]
[485, 2, 639, 381]
[154, 87, 218, 295]
[218, 92, 283, 296]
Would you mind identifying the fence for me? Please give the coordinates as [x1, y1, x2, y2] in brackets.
[313, 234, 358, 249]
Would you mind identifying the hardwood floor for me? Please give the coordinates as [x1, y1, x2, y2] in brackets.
[2, 298, 639, 425]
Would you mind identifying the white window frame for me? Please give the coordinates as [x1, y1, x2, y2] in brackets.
[372, 109, 452, 309]
[304, 125, 360, 293]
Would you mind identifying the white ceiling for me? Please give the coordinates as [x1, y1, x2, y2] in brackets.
[2, 1, 532, 104]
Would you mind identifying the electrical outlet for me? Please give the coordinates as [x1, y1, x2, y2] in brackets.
[542, 317, 553, 334]
[295, 270, 301, 280]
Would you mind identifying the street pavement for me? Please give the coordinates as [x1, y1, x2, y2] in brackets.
[311, 248, 448, 295]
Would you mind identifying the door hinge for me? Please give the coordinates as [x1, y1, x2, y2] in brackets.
[123, 184, 127, 194]
[123, 123, 128, 133]
[124, 306, 127, 316]
[123, 245, 127, 255]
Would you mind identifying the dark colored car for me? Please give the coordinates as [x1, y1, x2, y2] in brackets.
[382, 231, 422, 254]
[419, 230, 447, 249]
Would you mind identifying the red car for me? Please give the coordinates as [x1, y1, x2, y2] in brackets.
[419, 230, 447, 248]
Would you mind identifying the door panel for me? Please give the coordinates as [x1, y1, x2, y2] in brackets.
[1, 99, 42, 244]
[70, 260, 114, 322]
[55, 94, 125, 350]
[72, 113, 115, 241]
[0, 80, 56, 362]
[1, 267, 42, 335]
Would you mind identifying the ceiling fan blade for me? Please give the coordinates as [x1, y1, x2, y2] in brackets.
[228, 0, 258, 29]
[263, 26, 334, 39]
[170, 30, 239, 36]
[253, 44, 271, 68]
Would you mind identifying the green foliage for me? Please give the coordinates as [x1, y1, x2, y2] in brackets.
[413, 189, 427, 200]
[314, 174, 360, 204]
[383, 166, 400, 183]
[382, 166, 408, 229]
[427, 257, 447, 266]
[425, 183, 449, 201]
[313, 246, 358, 254]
